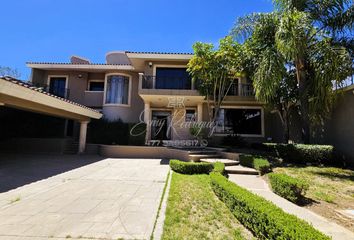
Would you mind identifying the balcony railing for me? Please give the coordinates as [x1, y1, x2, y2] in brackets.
[30, 82, 70, 99]
[227, 83, 254, 97]
[141, 75, 193, 90]
[139, 74, 254, 97]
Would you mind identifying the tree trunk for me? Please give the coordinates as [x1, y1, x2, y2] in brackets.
[283, 109, 290, 143]
[295, 58, 310, 144]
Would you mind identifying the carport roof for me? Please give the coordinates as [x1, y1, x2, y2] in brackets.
[0, 76, 102, 121]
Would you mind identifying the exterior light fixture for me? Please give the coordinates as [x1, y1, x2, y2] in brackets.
[149, 62, 153, 68]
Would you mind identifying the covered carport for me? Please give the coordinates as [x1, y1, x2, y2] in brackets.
[0, 76, 102, 153]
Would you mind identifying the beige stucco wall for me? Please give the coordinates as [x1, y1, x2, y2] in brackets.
[99, 145, 190, 161]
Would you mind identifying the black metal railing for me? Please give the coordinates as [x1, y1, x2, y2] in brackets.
[142, 75, 192, 90]
[30, 82, 70, 99]
[227, 83, 254, 96]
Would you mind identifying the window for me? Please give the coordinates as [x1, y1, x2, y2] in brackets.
[185, 109, 196, 122]
[155, 67, 191, 89]
[49, 76, 67, 98]
[215, 108, 262, 135]
[88, 81, 104, 91]
[105, 75, 130, 104]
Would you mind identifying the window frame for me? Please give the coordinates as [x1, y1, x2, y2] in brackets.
[185, 108, 197, 122]
[86, 80, 104, 92]
[152, 64, 193, 90]
[103, 73, 132, 107]
[47, 75, 69, 89]
[213, 106, 265, 137]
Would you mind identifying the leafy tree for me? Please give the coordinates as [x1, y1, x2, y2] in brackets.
[0, 66, 21, 79]
[232, 1, 352, 143]
[187, 36, 244, 125]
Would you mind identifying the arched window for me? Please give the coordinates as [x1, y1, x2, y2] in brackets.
[105, 75, 130, 104]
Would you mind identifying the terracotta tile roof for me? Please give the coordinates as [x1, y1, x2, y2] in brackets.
[126, 51, 193, 55]
[26, 62, 132, 66]
[0, 76, 100, 113]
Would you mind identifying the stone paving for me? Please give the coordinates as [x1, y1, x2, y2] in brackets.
[0, 154, 169, 240]
[229, 174, 354, 240]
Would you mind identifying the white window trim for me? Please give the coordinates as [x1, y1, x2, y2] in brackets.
[86, 79, 104, 92]
[213, 105, 265, 138]
[185, 107, 197, 122]
[103, 73, 132, 107]
[47, 75, 69, 89]
[152, 64, 189, 89]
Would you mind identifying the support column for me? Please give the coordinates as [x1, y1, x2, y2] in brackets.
[144, 102, 151, 143]
[78, 120, 89, 154]
[197, 103, 203, 122]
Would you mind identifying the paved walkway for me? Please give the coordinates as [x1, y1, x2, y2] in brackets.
[228, 174, 354, 240]
[0, 154, 169, 240]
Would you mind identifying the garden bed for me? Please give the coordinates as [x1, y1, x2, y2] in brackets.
[272, 165, 354, 232]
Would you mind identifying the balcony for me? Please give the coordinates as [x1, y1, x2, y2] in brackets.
[141, 75, 193, 90]
[139, 74, 199, 96]
[227, 82, 255, 97]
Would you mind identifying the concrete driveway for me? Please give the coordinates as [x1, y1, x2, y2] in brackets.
[0, 154, 170, 240]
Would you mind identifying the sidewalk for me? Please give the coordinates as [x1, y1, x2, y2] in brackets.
[228, 174, 354, 240]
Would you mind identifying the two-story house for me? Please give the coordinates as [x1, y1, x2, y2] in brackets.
[27, 51, 267, 144]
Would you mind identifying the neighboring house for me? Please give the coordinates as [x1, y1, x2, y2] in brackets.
[27, 51, 268, 144]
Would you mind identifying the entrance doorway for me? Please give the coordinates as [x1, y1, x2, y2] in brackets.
[151, 111, 171, 141]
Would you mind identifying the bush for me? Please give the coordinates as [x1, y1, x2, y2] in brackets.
[87, 119, 146, 145]
[239, 155, 271, 175]
[222, 134, 247, 147]
[210, 172, 330, 240]
[268, 173, 309, 203]
[263, 143, 334, 165]
[169, 160, 214, 174]
[213, 162, 226, 175]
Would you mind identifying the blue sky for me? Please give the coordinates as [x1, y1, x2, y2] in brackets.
[1, 0, 273, 79]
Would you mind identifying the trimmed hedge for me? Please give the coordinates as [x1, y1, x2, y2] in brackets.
[169, 160, 214, 174]
[239, 155, 271, 175]
[263, 143, 334, 165]
[268, 173, 309, 203]
[210, 172, 330, 240]
[169, 160, 226, 175]
[213, 162, 226, 175]
[87, 119, 146, 145]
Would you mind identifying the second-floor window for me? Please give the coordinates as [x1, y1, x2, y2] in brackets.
[105, 75, 130, 105]
[155, 67, 191, 90]
[88, 81, 104, 91]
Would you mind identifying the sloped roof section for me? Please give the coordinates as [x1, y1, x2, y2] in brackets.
[0, 76, 102, 121]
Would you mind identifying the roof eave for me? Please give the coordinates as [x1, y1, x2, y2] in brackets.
[126, 52, 193, 60]
[26, 63, 135, 71]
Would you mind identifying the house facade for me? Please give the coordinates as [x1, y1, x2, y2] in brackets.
[28, 51, 268, 145]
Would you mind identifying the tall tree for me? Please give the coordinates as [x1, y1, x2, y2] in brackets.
[187, 36, 244, 125]
[232, 1, 352, 143]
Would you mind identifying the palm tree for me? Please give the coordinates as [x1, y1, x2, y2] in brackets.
[232, 0, 353, 143]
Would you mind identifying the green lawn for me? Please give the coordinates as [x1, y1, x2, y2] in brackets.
[272, 166, 354, 231]
[162, 173, 254, 240]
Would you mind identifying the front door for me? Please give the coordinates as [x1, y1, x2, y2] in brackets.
[151, 111, 171, 141]
[49, 77, 67, 98]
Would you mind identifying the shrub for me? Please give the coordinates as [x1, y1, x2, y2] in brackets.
[239, 155, 271, 175]
[222, 134, 247, 147]
[87, 119, 146, 145]
[263, 143, 334, 165]
[210, 172, 330, 240]
[169, 160, 214, 174]
[212, 162, 226, 175]
[268, 173, 309, 203]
